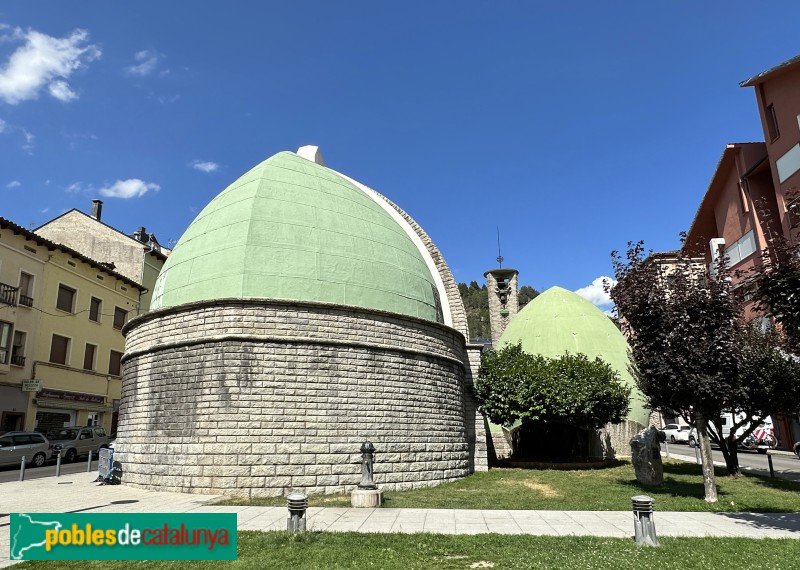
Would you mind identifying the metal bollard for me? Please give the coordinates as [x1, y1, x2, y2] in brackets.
[19, 456, 26, 482]
[55, 450, 61, 477]
[359, 441, 377, 490]
[768, 453, 775, 478]
[287, 492, 308, 533]
[631, 495, 659, 547]
[664, 441, 670, 459]
[87, 452, 93, 473]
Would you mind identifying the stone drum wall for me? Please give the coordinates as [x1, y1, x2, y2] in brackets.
[116, 299, 471, 497]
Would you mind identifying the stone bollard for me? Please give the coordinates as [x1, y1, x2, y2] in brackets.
[351, 441, 383, 507]
[286, 492, 308, 533]
[632, 495, 659, 547]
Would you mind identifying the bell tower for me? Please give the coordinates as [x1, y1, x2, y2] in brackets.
[484, 267, 519, 345]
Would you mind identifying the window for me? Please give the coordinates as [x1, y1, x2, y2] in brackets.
[49, 334, 70, 365]
[113, 307, 128, 330]
[56, 284, 76, 313]
[108, 350, 123, 376]
[777, 143, 800, 184]
[0, 322, 11, 365]
[724, 231, 757, 266]
[18, 272, 33, 307]
[767, 104, 780, 141]
[89, 297, 102, 322]
[83, 343, 97, 371]
[11, 331, 26, 366]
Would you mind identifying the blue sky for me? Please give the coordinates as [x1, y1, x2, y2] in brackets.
[2, 2, 799, 310]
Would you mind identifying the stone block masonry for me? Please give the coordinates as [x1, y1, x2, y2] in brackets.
[116, 299, 473, 497]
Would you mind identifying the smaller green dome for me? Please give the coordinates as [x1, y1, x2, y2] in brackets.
[151, 151, 442, 321]
[498, 286, 648, 426]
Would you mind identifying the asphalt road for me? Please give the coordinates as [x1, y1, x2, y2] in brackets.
[664, 443, 800, 482]
[0, 457, 98, 483]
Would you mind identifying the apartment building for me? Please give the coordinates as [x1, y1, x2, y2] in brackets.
[684, 143, 779, 318]
[741, 54, 800, 240]
[679, 54, 800, 449]
[0, 221, 47, 432]
[0, 217, 143, 434]
[36, 200, 168, 313]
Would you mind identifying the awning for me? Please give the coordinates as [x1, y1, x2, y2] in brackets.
[34, 398, 112, 413]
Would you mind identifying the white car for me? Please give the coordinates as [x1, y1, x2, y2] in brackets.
[660, 424, 691, 444]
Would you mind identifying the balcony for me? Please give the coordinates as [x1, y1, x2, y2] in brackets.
[10, 354, 25, 366]
[0, 283, 18, 307]
[19, 294, 33, 307]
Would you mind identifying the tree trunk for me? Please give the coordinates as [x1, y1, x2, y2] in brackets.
[720, 436, 742, 477]
[694, 412, 718, 502]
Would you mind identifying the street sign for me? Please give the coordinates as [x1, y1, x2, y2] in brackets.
[21, 379, 42, 392]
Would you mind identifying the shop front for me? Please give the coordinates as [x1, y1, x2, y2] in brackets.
[32, 388, 112, 433]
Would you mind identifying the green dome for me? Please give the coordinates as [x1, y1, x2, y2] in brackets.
[151, 151, 442, 321]
[498, 286, 649, 426]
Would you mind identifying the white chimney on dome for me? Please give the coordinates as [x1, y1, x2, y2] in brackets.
[296, 145, 326, 166]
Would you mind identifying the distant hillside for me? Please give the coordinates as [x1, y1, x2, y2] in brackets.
[457, 281, 539, 341]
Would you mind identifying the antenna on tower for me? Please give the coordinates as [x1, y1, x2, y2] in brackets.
[496, 226, 504, 268]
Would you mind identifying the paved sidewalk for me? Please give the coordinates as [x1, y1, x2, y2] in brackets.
[2, 473, 799, 567]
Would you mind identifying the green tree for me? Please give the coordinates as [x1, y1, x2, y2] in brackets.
[752, 235, 800, 352]
[518, 285, 539, 307]
[611, 242, 800, 481]
[610, 242, 738, 500]
[474, 343, 630, 431]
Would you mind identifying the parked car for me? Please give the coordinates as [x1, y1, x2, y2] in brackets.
[0, 431, 50, 467]
[660, 424, 691, 444]
[46, 426, 110, 463]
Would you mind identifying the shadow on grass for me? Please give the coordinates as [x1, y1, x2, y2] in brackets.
[616, 460, 800, 511]
[613, 475, 710, 502]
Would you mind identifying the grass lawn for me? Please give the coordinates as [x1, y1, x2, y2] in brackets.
[216, 459, 800, 512]
[14, 532, 800, 569]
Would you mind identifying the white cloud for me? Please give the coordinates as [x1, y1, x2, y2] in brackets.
[126, 49, 160, 76]
[65, 181, 85, 193]
[6, 180, 20, 188]
[574, 276, 617, 309]
[191, 160, 219, 173]
[99, 179, 159, 199]
[0, 27, 100, 105]
[47, 80, 77, 102]
[20, 128, 34, 152]
[0, 24, 24, 43]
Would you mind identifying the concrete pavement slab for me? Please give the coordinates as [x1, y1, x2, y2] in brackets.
[2, 473, 799, 567]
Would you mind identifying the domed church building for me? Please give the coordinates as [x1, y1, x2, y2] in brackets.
[496, 286, 650, 457]
[115, 147, 488, 497]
